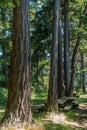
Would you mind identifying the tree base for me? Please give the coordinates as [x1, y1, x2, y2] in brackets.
[0, 111, 33, 128]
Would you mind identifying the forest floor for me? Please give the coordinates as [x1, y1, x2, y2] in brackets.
[0, 88, 87, 130]
[66, 94, 87, 129]
[31, 93, 87, 130]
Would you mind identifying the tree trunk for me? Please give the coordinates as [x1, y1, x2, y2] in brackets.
[1, 0, 32, 126]
[36, 52, 39, 90]
[69, 4, 87, 96]
[64, 0, 70, 96]
[47, 0, 60, 112]
[42, 70, 44, 88]
[58, 9, 64, 99]
[69, 22, 81, 96]
[81, 53, 86, 93]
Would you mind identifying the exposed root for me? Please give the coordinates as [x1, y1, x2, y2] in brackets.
[0, 112, 32, 129]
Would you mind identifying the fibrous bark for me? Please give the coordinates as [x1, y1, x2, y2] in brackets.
[47, 0, 60, 112]
[1, 0, 32, 126]
[58, 8, 64, 99]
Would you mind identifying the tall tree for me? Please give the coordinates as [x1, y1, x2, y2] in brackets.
[1, 0, 32, 126]
[64, 0, 70, 96]
[47, 0, 60, 112]
[58, 6, 64, 99]
[69, 2, 87, 96]
[81, 52, 86, 93]
[69, 28, 81, 96]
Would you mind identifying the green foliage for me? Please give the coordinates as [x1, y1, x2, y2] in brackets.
[0, 74, 5, 81]
[30, 0, 52, 92]
[0, 0, 14, 8]
[0, 87, 7, 109]
[0, 1, 12, 87]
[15, 0, 20, 6]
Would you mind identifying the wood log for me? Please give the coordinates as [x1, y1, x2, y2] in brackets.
[58, 96, 75, 108]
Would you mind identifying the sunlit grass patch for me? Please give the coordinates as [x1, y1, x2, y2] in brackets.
[0, 110, 5, 122]
[44, 123, 79, 130]
[66, 109, 80, 121]
[43, 112, 83, 130]
[76, 94, 87, 105]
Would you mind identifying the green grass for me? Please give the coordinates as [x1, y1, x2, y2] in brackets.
[66, 109, 80, 121]
[76, 94, 87, 104]
[31, 91, 47, 105]
[66, 94, 87, 122]
[44, 122, 82, 130]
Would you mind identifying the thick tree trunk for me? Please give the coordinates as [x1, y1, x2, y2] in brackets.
[47, 0, 60, 112]
[1, 0, 32, 126]
[81, 53, 86, 93]
[64, 0, 70, 96]
[58, 10, 64, 99]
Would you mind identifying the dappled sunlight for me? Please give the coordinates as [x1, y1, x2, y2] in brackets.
[0, 110, 5, 113]
[44, 113, 83, 128]
[0, 110, 5, 121]
[80, 94, 87, 98]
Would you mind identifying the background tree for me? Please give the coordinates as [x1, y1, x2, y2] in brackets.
[64, 0, 70, 96]
[69, 0, 87, 96]
[81, 52, 86, 93]
[47, 0, 60, 112]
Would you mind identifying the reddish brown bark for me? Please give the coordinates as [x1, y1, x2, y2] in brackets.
[1, 0, 32, 126]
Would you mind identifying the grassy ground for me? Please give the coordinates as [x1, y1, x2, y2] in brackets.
[66, 94, 87, 120]
[0, 87, 87, 130]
